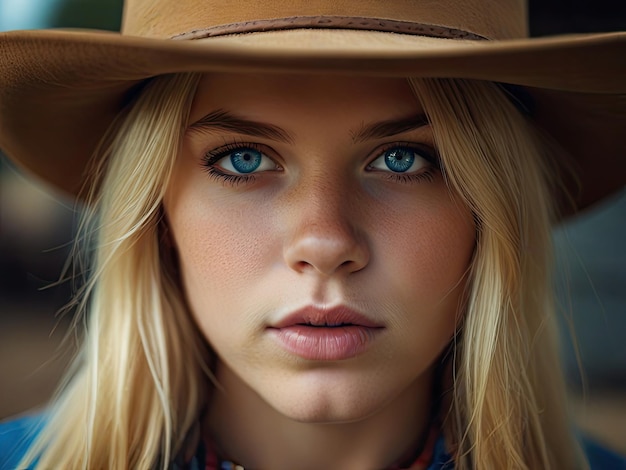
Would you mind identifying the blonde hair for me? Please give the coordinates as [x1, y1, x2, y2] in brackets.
[410, 78, 585, 469]
[22, 74, 584, 469]
[23, 73, 208, 469]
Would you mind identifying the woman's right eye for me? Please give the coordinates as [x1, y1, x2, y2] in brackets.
[208, 146, 278, 175]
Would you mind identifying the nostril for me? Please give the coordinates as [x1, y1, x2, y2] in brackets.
[290, 256, 366, 277]
[294, 260, 313, 271]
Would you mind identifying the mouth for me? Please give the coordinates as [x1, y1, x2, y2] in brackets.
[268, 306, 384, 361]
[270, 305, 384, 329]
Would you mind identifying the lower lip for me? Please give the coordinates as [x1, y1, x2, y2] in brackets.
[269, 325, 382, 361]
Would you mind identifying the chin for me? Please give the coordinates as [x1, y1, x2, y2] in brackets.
[274, 398, 383, 425]
[260, 372, 401, 425]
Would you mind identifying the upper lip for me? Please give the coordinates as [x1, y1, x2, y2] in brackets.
[270, 305, 384, 329]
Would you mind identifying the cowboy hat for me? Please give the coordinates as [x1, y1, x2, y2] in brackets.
[0, 0, 624, 214]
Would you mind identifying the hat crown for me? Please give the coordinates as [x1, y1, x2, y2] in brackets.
[122, 0, 528, 40]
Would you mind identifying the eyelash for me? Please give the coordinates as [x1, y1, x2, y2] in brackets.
[201, 142, 269, 186]
[201, 141, 440, 186]
[367, 142, 440, 184]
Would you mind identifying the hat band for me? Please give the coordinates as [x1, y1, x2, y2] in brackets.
[171, 15, 489, 41]
[170, 16, 533, 114]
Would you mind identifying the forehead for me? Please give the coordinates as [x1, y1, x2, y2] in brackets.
[189, 73, 422, 124]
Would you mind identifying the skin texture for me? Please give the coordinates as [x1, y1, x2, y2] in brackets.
[164, 73, 476, 469]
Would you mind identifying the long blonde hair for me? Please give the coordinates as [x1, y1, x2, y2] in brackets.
[23, 73, 208, 468]
[22, 73, 584, 469]
[410, 78, 585, 469]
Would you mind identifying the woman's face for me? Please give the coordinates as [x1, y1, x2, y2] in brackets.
[164, 73, 475, 423]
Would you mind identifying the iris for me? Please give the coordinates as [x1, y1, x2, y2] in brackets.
[230, 148, 263, 173]
[384, 148, 415, 173]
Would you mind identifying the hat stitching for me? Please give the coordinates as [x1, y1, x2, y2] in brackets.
[170, 16, 488, 41]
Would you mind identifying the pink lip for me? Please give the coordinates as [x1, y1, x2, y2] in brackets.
[268, 306, 384, 361]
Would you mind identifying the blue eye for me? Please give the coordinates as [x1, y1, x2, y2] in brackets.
[229, 148, 262, 173]
[211, 146, 277, 175]
[368, 146, 433, 174]
[383, 148, 415, 172]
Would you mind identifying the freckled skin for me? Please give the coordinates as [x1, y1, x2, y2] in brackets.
[164, 73, 476, 468]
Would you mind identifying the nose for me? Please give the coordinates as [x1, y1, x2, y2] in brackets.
[283, 179, 370, 277]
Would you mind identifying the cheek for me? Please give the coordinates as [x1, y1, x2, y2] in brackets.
[173, 198, 267, 280]
[167, 196, 280, 326]
[373, 194, 475, 295]
[365, 193, 475, 353]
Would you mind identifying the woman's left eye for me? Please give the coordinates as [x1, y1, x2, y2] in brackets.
[367, 146, 436, 174]
[213, 147, 277, 174]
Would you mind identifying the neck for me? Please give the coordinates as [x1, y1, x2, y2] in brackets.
[206, 363, 437, 470]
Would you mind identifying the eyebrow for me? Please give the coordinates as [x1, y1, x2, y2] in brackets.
[187, 109, 429, 144]
[351, 114, 430, 143]
[188, 109, 294, 143]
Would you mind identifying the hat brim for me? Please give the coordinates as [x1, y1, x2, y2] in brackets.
[1, 28, 625, 213]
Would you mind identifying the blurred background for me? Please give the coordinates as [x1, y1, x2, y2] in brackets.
[1, 0, 625, 455]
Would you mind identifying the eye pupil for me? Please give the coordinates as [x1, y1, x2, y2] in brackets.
[231, 148, 262, 173]
[384, 148, 415, 173]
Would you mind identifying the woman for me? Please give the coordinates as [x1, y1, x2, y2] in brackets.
[0, 0, 625, 468]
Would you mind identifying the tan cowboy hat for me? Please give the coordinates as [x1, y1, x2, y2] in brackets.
[0, 0, 624, 214]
